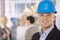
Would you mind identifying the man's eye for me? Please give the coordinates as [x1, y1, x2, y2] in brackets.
[47, 15, 51, 16]
[40, 15, 44, 16]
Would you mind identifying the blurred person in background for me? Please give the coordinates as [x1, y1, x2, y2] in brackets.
[0, 16, 11, 40]
[11, 14, 27, 40]
[16, 14, 28, 40]
[25, 16, 39, 40]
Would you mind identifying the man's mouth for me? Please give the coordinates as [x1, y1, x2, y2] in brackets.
[42, 21, 48, 24]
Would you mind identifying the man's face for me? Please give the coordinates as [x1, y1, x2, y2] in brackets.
[38, 13, 56, 28]
[19, 16, 26, 25]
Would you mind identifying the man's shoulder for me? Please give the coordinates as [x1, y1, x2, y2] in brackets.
[54, 26, 60, 34]
[50, 26, 60, 38]
[54, 29, 60, 40]
[55, 29, 60, 35]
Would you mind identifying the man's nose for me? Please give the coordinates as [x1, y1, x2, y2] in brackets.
[43, 16, 48, 20]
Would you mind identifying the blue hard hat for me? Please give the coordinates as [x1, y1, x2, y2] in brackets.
[37, 0, 56, 14]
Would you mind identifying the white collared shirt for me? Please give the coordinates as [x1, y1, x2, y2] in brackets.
[16, 25, 29, 40]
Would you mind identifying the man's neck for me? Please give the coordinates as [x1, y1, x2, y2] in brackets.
[27, 23, 32, 26]
[42, 25, 52, 32]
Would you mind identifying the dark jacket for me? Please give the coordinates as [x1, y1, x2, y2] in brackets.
[32, 25, 60, 40]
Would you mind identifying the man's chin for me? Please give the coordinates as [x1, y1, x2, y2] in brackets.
[42, 24, 50, 28]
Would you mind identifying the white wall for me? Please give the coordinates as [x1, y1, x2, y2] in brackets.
[0, 0, 5, 16]
[56, 0, 60, 30]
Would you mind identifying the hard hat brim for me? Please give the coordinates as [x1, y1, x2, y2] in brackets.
[36, 11, 57, 14]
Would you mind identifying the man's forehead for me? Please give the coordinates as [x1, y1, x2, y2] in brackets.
[38, 13, 54, 15]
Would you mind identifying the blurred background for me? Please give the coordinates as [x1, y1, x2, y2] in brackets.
[0, 0, 60, 29]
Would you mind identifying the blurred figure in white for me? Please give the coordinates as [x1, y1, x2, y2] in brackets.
[16, 14, 28, 40]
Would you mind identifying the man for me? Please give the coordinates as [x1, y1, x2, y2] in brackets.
[0, 16, 11, 40]
[32, 0, 60, 40]
[16, 14, 28, 40]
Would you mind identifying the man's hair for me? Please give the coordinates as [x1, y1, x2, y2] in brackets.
[26, 16, 35, 24]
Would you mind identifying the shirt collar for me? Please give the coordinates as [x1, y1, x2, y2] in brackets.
[25, 24, 34, 27]
[18, 24, 27, 27]
[40, 25, 54, 36]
